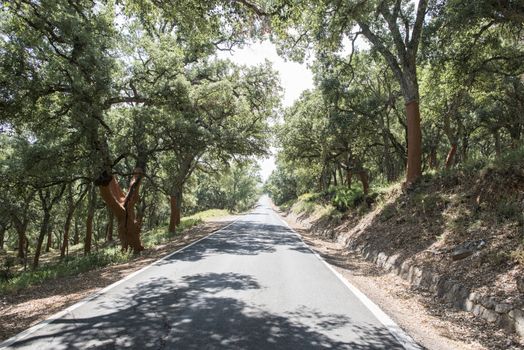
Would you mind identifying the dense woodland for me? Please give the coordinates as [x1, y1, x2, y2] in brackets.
[0, 0, 523, 277]
[265, 1, 524, 207]
[0, 0, 279, 271]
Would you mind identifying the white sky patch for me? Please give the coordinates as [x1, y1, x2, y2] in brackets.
[217, 40, 313, 182]
[217, 40, 313, 108]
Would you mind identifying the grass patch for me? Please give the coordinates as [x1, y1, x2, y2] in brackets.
[0, 247, 131, 294]
[143, 208, 229, 247]
[1, 208, 231, 295]
[188, 209, 230, 221]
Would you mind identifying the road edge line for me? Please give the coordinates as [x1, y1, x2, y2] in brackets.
[0, 216, 241, 349]
[275, 212, 422, 350]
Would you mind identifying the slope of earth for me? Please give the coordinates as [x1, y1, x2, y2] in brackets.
[279, 150, 524, 348]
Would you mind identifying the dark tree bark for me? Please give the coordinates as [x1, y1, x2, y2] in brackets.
[106, 209, 114, 242]
[85, 183, 97, 255]
[405, 101, 422, 183]
[12, 218, 27, 260]
[168, 195, 178, 233]
[33, 209, 51, 269]
[45, 223, 52, 253]
[0, 224, 7, 250]
[61, 184, 87, 259]
[169, 189, 183, 233]
[346, 170, 353, 188]
[33, 186, 65, 269]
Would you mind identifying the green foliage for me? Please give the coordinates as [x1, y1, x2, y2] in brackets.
[329, 186, 365, 212]
[142, 208, 229, 247]
[0, 248, 131, 294]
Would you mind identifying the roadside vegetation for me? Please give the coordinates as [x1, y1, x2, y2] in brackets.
[0, 0, 523, 342]
[0, 208, 235, 294]
[1, 1, 271, 278]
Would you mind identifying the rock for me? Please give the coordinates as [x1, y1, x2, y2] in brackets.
[495, 303, 513, 314]
[481, 307, 500, 323]
[451, 248, 474, 260]
[450, 239, 487, 261]
[510, 309, 524, 337]
[516, 276, 524, 294]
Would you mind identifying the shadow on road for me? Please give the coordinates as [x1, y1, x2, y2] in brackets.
[14, 272, 403, 349]
[157, 222, 314, 264]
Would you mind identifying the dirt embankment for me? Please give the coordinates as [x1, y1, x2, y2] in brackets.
[280, 162, 524, 349]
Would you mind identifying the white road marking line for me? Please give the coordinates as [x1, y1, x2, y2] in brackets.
[0, 217, 241, 349]
[275, 211, 422, 350]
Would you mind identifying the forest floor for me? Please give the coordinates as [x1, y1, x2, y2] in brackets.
[0, 215, 237, 342]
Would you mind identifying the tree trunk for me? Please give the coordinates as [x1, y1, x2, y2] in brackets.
[428, 148, 438, 169]
[45, 224, 52, 253]
[96, 168, 144, 253]
[106, 209, 114, 242]
[346, 170, 352, 188]
[445, 143, 458, 169]
[168, 195, 178, 233]
[84, 184, 96, 255]
[168, 188, 183, 232]
[136, 197, 146, 231]
[405, 101, 422, 184]
[16, 228, 26, 260]
[462, 136, 469, 162]
[61, 207, 75, 259]
[0, 226, 5, 250]
[358, 171, 369, 195]
[33, 211, 50, 269]
[12, 217, 27, 260]
[73, 216, 80, 245]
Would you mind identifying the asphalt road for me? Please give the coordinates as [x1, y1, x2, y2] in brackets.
[2, 196, 418, 349]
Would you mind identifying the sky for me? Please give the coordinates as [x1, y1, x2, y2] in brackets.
[217, 40, 314, 183]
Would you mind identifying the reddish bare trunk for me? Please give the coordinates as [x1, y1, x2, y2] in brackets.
[405, 101, 422, 184]
[445, 143, 458, 169]
[96, 168, 144, 253]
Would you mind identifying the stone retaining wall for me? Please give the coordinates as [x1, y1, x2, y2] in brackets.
[347, 241, 524, 338]
[282, 205, 523, 338]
